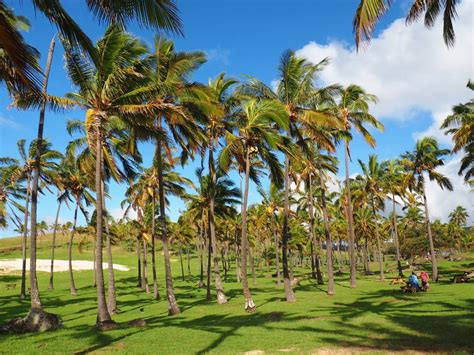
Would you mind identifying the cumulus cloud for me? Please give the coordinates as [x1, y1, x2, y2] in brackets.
[424, 154, 473, 224]
[296, 0, 473, 140]
[295, 1, 473, 223]
[109, 207, 137, 221]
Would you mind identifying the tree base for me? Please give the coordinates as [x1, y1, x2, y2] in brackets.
[244, 298, 256, 313]
[0, 309, 62, 334]
[217, 292, 228, 304]
[96, 320, 119, 331]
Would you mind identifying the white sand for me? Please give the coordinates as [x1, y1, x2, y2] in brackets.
[0, 259, 129, 274]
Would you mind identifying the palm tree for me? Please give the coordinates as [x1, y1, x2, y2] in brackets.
[353, 0, 461, 48]
[382, 159, 406, 276]
[186, 168, 241, 301]
[200, 73, 239, 304]
[59, 26, 162, 327]
[449, 206, 469, 227]
[337, 84, 382, 287]
[441, 80, 474, 185]
[0, 158, 25, 232]
[239, 51, 333, 302]
[355, 155, 387, 281]
[221, 98, 288, 312]
[12, 138, 61, 298]
[60, 156, 94, 295]
[256, 184, 284, 286]
[402, 137, 453, 281]
[145, 36, 206, 315]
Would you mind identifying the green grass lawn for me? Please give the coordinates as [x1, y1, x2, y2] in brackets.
[1, 237, 473, 354]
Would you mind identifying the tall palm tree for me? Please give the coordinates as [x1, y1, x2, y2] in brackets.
[441, 80, 474, 185]
[402, 137, 453, 281]
[59, 26, 162, 327]
[383, 159, 406, 276]
[186, 168, 241, 301]
[239, 51, 332, 302]
[337, 84, 382, 287]
[220, 98, 288, 312]
[6, 139, 61, 298]
[200, 73, 239, 304]
[146, 36, 206, 314]
[353, 0, 461, 48]
[355, 155, 387, 281]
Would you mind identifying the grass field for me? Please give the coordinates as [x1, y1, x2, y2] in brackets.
[0, 235, 473, 354]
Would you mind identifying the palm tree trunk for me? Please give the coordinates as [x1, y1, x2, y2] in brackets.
[103, 193, 117, 315]
[151, 193, 159, 300]
[249, 246, 256, 286]
[282, 156, 296, 302]
[422, 181, 438, 281]
[206, 221, 212, 299]
[179, 247, 185, 281]
[363, 236, 370, 273]
[68, 203, 78, 296]
[156, 116, 180, 315]
[20, 172, 31, 300]
[208, 139, 227, 304]
[372, 202, 384, 281]
[187, 247, 191, 277]
[392, 195, 403, 277]
[343, 140, 357, 288]
[241, 149, 256, 312]
[48, 200, 62, 290]
[95, 126, 113, 325]
[308, 174, 323, 285]
[29, 37, 55, 312]
[142, 239, 150, 293]
[136, 237, 142, 287]
[198, 218, 204, 288]
[319, 167, 335, 295]
[272, 219, 281, 286]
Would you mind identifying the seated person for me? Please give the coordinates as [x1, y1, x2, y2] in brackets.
[408, 272, 420, 291]
[420, 271, 429, 291]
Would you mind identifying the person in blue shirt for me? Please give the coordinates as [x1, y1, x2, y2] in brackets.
[408, 272, 420, 291]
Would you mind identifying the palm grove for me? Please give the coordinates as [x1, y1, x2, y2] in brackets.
[0, 0, 473, 332]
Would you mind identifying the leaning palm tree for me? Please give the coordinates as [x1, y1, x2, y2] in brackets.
[337, 84, 382, 288]
[441, 80, 474, 185]
[353, 0, 462, 48]
[402, 137, 453, 281]
[220, 98, 288, 312]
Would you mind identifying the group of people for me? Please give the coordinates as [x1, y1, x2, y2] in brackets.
[404, 271, 430, 293]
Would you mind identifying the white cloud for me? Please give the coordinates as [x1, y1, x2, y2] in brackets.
[424, 155, 473, 224]
[205, 48, 230, 66]
[296, 0, 473, 140]
[0, 115, 21, 129]
[109, 206, 137, 221]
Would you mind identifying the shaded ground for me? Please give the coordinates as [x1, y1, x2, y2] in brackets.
[0, 238, 473, 354]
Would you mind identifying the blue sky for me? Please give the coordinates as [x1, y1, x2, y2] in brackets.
[1, 0, 473, 236]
